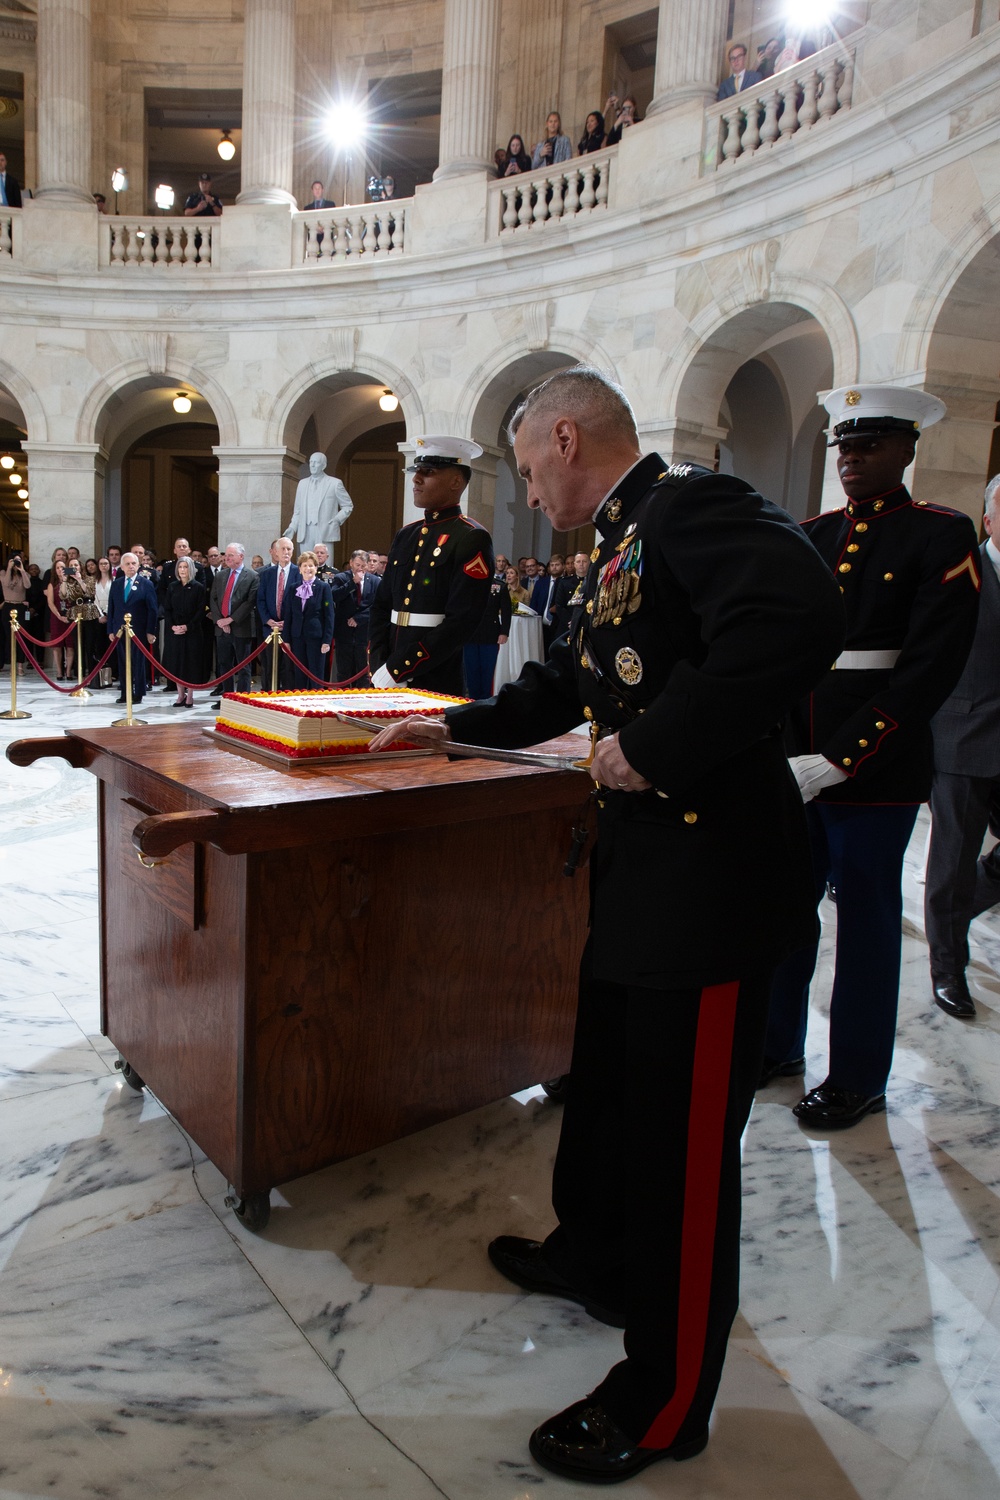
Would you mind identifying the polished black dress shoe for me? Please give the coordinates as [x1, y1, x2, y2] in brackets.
[758, 1054, 806, 1088]
[210, 700, 221, 710]
[540, 1074, 568, 1103]
[487, 1237, 626, 1328]
[932, 973, 976, 1019]
[114, 696, 126, 703]
[793, 1080, 886, 1130]
[529, 1399, 708, 1483]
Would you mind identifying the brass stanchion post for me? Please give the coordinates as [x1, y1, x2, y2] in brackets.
[69, 615, 91, 701]
[0, 609, 30, 720]
[270, 626, 282, 692]
[111, 614, 146, 727]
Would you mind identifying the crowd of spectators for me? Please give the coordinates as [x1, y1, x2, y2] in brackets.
[0, 536, 389, 702]
[493, 93, 642, 178]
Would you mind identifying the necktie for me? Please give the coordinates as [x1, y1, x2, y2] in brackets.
[357, 579, 362, 606]
[222, 570, 236, 615]
[124, 578, 132, 601]
[0, 175, 6, 208]
[276, 567, 285, 612]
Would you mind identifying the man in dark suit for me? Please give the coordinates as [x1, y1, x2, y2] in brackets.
[210, 542, 259, 706]
[365, 366, 844, 1483]
[925, 473, 1000, 1019]
[0, 152, 22, 209]
[257, 536, 299, 689]
[331, 549, 379, 685]
[717, 42, 763, 99]
[106, 552, 158, 703]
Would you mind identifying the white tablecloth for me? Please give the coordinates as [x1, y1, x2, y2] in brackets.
[493, 611, 544, 690]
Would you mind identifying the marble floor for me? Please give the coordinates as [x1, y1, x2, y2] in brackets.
[2, 673, 1000, 1500]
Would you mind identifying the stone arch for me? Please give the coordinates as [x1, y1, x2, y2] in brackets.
[272, 354, 426, 455]
[896, 189, 1000, 380]
[0, 357, 48, 443]
[76, 359, 239, 450]
[459, 326, 616, 447]
[666, 293, 841, 512]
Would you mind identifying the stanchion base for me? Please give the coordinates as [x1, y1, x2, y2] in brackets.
[0, 709, 31, 720]
[111, 716, 147, 727]
[69, 688, 92, 701]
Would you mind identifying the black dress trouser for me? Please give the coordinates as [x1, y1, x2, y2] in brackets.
[542, 940, 772, 1447]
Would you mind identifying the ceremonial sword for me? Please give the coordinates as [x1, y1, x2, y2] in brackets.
[335, 714, 597, 774]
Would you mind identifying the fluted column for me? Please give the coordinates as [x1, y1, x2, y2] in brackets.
[237, 0, 296, 206]
[434, 0, 502, 180]
[647, 0, 730, 115]
[35, 0, 92, 204]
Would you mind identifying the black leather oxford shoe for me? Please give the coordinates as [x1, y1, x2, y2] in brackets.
[758, 1054, 806, 1088]
[793, 1081, 886, 1130]
[487, 1237, 626, 1328]
[932, 973, 976, 1019]
[528, 1398, 708, 1483]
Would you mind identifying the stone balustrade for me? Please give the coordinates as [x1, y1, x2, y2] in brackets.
[297, 203, 409, 263]
[706, 36, 858, 170]
[0, 213, 12, 260]
[491, 150, 614, 236]
[100, 217, 215, 268]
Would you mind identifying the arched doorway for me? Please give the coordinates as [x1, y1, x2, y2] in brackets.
[0, 386, 29, 559]
[470, 350, 590, 566]
[95, 378, 220, 560]
[675, 303, 836, 518]
[916, 233, 1000, 525]
[281, 372, 413, 563]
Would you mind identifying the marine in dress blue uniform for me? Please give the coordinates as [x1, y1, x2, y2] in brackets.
[762, 385, 981, 1128]
[369, 436, 495, 697]
[365, 369, 845, 1483]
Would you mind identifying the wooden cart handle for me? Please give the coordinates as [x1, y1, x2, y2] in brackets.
[6, 736, 95, 769]
[132, 809, 227, 859]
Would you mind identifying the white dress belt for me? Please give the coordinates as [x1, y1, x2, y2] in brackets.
[391, 610, 445, 628]
[833, 649, 901, 670]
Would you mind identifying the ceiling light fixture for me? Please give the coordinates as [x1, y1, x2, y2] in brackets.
[0, 455, 14, 469]
[172, 392, 193, 414]
[23, 499, 28, 509]
[379, 389, 399, 412]
[217, 130, 236, 162]
[8, 472, 22, 485]
[17, 488, 28, 499]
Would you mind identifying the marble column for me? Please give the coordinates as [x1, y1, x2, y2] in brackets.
[647, 0, 730, 115]
[23, 442, 104, 561]
[35, 0, 92, 204]
[213, 447, 301, 560]
[434, 0, 503, 180]
[237, 0, 296, 206]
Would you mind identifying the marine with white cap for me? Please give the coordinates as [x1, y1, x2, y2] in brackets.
[761, 383, 981, 1128]
[369, 435, 495, 696]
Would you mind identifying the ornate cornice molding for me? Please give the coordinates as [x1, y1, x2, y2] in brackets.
[0, 17, 36, 43]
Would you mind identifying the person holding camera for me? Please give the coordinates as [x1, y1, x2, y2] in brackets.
[531, 112, 572, 170]
[1, 552, 29, 672]
[604, 93, 640, 145]
[60, 557, 99, 680]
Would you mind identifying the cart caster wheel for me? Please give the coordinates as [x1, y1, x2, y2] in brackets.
[224, 1189, 271, 1233]
[115, 1056, 145, 1091]
[541, 1075, 568, 1104]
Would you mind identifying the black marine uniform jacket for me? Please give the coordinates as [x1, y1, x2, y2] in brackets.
[787, 487, 980, 804]
[369, 504, 495, 695]
[446, 454, 846, 989]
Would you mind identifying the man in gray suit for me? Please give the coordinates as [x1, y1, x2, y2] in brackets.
[209, 542, 259, 707]
[925, 473, 1000, 1019]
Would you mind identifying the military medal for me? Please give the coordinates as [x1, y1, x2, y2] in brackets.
[615, 646, 642, 685]
[593, 537, 642, 627]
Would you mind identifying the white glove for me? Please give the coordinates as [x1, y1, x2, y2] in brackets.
[789, 754, 849, 803]
[371, 663, 396, 690]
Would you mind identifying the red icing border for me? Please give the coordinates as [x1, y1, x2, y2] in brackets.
[221, 688, 467, 721]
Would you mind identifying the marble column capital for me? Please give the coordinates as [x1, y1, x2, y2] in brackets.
[434, 0, 502, 180]
[647, 0, 730, 117]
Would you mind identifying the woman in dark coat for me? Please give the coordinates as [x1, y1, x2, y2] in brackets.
[163, 556, 207, 706]
[502, 134, 532, 175]
[283, 550, 334, 689]
[577, 111, 605, 154]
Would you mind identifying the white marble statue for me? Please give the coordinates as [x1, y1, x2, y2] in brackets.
[284, 452, 354, 555]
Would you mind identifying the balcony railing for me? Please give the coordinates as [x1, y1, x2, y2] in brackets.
[100, 217, 215, 268]
[704, 36, 858, 170]
[490, 149, 614, 236]
[296, 202, 409, 263]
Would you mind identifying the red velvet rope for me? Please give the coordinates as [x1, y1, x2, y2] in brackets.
[17, 634, 120, 693]
[279, 641, 369, 688]
[129, 631, 272, 691]
[16, 614, 79, 648]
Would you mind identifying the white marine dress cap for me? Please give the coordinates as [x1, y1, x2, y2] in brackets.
[824, 385, 946, 445]
[407, 435, 484, 470]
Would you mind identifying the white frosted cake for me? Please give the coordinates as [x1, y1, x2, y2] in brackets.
[214, 687, 467, 759]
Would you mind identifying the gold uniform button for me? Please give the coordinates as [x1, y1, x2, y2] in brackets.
[874, 500, 884, 511]
[583, 706, 594, 720]
[847, 544, 860, 553]
[855, 522, 868, 533]
[842, 758, 852, 767]
[859, 739, 868, 747]
[421, 527, 429, 535]
[876, 720, 885, 729]
[884, 572, 894, 581]
[839, 563, 852, 574]
[916, 500, 928, 506]
[405, 660, 412, 666]
[683, 811, 698, 824]
[613, 616, 622, 626]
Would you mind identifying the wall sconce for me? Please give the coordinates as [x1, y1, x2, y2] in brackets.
[217, 131, 236, 162]
[172, 393, 193, 414]
[379, 389, 399, 412]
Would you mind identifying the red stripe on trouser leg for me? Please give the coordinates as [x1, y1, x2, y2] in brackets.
[638, 979, 741, 1450]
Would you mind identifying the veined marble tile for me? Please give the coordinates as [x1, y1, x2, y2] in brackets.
[0, 988, 111, 1098]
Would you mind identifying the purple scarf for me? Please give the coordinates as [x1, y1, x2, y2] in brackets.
[295, 578, 315, 603]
